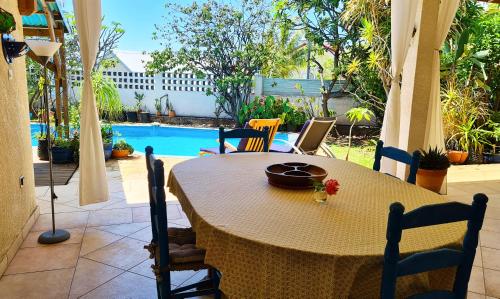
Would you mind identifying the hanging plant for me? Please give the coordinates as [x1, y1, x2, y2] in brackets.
[0, 8, 16, 34]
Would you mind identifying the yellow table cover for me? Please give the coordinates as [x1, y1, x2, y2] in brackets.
[168, 153, 466, 298]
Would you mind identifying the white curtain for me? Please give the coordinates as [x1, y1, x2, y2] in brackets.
[74, 0, 109, 205]
[424, 0, 460, 150]
[380, 0, 418, 175]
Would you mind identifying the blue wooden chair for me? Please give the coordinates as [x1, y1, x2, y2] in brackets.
[218, 126, 269, 154]
[373, 140, 421, 184]
[144, 146, 221, 299]
[381, 193, 488, 299]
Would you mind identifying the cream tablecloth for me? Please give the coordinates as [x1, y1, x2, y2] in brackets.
[167, 153, 466, 298]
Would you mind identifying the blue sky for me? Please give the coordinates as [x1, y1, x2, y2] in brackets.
[60, 0, 169, 52]
[60, 0, 247, 52]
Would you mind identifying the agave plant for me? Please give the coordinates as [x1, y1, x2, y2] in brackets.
[419, 147, 450, 170]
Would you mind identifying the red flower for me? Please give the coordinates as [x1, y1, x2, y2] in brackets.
[324, 179, 340, 195]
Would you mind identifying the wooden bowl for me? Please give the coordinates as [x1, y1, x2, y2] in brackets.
[265, 162, 328, 189]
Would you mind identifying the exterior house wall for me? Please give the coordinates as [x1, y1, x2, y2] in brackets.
[0, 0, 37, 276]
[68, 58, 222, 118]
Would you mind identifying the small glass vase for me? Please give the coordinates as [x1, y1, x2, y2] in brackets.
[313, 190, 328, 203]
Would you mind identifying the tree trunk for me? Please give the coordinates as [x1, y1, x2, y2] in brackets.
[322, 93, 330, 117]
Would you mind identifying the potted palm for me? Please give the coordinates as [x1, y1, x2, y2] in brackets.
[154, 98, 163, 116]
[416, 147, 450, 193]
[112, 139, 134, 158]
[124, 105, 138, 122]
[167, 100, 176, 118]
[52, 137, 74, 164]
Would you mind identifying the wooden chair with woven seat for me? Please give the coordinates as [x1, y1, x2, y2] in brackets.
[144, 146, 221, 299]
[381, 193, 488, 299]
[373, 140, 421, 184]
[218, 126, 270, 154]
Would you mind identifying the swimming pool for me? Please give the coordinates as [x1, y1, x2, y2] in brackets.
[29, 124, 290, 157]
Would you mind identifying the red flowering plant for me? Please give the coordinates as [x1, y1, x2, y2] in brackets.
[313, 179, 340, 202]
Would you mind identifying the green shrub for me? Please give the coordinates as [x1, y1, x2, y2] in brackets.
[113, 139, 134, 154]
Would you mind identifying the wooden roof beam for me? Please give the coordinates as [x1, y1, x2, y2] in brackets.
[23, 27, 64, 38]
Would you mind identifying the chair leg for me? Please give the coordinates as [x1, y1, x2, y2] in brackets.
[213, 270, 221, 299]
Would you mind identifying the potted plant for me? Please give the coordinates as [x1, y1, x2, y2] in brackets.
[167, 100, 176, 118]
[154, 98, 163, 116]
[112, 139, 134, 158]
[101, 123, 113, 161]
[52, 137, 74, 164]
[483, 114, 500, 164]
[34, 131, 50, 161]
[447, 118, 492, 164]
[416, 147, 450, 193]
[124, 105, 138, 122]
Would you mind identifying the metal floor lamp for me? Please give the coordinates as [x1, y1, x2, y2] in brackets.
[26, 39, 71, 244]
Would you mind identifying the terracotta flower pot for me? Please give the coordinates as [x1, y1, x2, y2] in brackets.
[448, 150, 468, 164]
[112, 149, 130, 158]
[168, 110, 176, 118]
[416, 168, 448, 193]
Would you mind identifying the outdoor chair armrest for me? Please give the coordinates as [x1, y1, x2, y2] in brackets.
[273, 138, 303, 155]
[215, 139, 238, 152]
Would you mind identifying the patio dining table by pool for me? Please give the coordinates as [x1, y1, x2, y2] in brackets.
[167, 153, 467, 298]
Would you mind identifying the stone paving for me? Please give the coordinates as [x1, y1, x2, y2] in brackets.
[0, 155, 499, 298]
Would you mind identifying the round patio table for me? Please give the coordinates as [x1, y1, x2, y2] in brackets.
[167, 153, 466, 298]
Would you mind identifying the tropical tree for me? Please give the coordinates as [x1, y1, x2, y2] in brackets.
[274, 0, 363, 117]
[146, 0, 272, 121]
[260, 26, 308, 78]
[64, 13, 125, 72]
[344, 107, 374, 161]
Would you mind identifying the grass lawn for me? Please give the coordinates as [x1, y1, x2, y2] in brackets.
[329, 144, 375, 168]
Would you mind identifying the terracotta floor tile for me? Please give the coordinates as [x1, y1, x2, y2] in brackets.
[128, 259, 155, 279]
[80, 271, 156, 299]
[69, 258, 124, 299]
[483, 218, 500, 233]
[31, 211, 89, 232]
[87, 208, 133, 227]
[0, 268, 74, 299]
[483, 247, 500, 271]
[486, 207, 500, 220]
[93, 222, 150, 237]
[468, 293, 486, 299]
[21, 227, 84, 248]
[37, 200, 85, 214]
[132, 206, 151, 222]
[484, 268, 500, 298]
[128, 226, 152, 242]
[469, 266, 486, 295]
[84, 237, 149, 270]
[80, 228, 123, 256]
[481, 231, 500, 250]
[5, 244, 80, 275]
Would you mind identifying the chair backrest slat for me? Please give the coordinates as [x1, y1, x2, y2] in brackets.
[296, 118, 335, 154]
[381, 193, 488, 299]
[247, 118, 280, 151]
[219, 127, 269, 154]
[397, 248, 464, 277]
[145, 146, 171, 298]
[402, 202, 472, 229]
[373, 140, 421, 184]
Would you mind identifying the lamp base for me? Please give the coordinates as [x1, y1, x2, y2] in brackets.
[38, 229, 71, 244]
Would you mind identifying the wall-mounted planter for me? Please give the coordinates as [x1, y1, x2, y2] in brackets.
[0, 8, 16, 34]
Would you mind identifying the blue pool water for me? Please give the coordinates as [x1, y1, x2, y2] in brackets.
[30, 124, 289, 157]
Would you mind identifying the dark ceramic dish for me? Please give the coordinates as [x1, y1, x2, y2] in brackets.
[265, 162, 328, 189]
